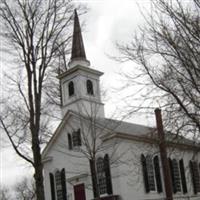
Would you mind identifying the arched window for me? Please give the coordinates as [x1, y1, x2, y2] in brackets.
[68, 81, 74, 97]
[96, 157, 107, 194]
[142, 154, 164, 193]
[86, 80, 94, 95]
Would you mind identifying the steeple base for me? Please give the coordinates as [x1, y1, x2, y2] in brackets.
[68, 58, 90, 68]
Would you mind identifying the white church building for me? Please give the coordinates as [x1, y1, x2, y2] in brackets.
[42, 10, 200, 200]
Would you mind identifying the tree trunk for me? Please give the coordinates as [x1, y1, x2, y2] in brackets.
[32, 129, 45, 200]
[155, 108, 173, 200]
[89, 159, 100, 198]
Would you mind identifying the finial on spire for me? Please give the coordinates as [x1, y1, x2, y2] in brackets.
[69, 9, 90, 68]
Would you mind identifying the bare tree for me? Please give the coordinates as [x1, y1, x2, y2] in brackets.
[0, 1, 86, 199]
[15, 178, 36, 200]
[116, 0, 200, 141]
[0, 186, 11, 200]
[48, 97, 126, 199]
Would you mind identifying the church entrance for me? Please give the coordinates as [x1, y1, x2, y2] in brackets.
[74, 183, 86, 200]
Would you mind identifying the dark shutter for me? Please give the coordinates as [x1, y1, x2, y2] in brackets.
[104, 154, 113, 195]
[199, 163, 200, 172]
[179, 159, 187, 194]
[168, 158, 176, 193]
[61, 168, 67, 200]
[141, 154, 150, 193]
[68, 133, 72, 150]
[49, 173, 56, 200]
[153, 156, 163, 193]
[77, 129, 81, 146]
[190, 161, 200, 194]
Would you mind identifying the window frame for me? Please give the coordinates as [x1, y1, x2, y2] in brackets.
[146, 154, 156, 192]
[96, 157, 107, 195]
[55, 170, 63, 200]
[72, 129, 81, 148]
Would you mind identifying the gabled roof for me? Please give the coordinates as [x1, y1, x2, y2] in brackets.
[96, 118, 154, 136]
[42, 110, 200, 159]
[41, 110, 154, 159]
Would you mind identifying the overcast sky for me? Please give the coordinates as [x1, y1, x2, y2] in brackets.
[0, 0, 152, 188]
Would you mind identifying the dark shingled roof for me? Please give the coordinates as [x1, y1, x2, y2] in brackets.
[96, 118, 154, 136]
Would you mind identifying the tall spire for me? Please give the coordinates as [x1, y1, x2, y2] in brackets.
[69, 9, 90, 68]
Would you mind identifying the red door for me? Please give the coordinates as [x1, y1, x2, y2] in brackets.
[74, 183, 86, 200]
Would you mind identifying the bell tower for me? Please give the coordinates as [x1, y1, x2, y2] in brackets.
[58, 10, 105, 118]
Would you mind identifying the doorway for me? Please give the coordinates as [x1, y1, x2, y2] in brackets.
[74, 183, 86, 200]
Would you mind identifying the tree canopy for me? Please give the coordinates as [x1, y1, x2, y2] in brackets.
[0, 0, 86, 199]
[117, 0, 200, 141]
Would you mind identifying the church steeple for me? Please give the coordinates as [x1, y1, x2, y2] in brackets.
[59, 9, 104, 118]
[68, 9, 90, 68]
[71, 9, 86, 60]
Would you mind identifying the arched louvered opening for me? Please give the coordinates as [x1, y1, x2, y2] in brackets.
[86, 80, 94, 95]
[179, 159, 187, 194]
[146, 155, 156, 191]
[96, 157, 107, 194]
[153, 156, 163, 193]
[68, 81, 74, 97]
[104, 154, 113, 195]
[141, 154, 150, 193]
[190, 160, 200, 194]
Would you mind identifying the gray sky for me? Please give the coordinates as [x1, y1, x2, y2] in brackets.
[0, 0, 152, 188]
